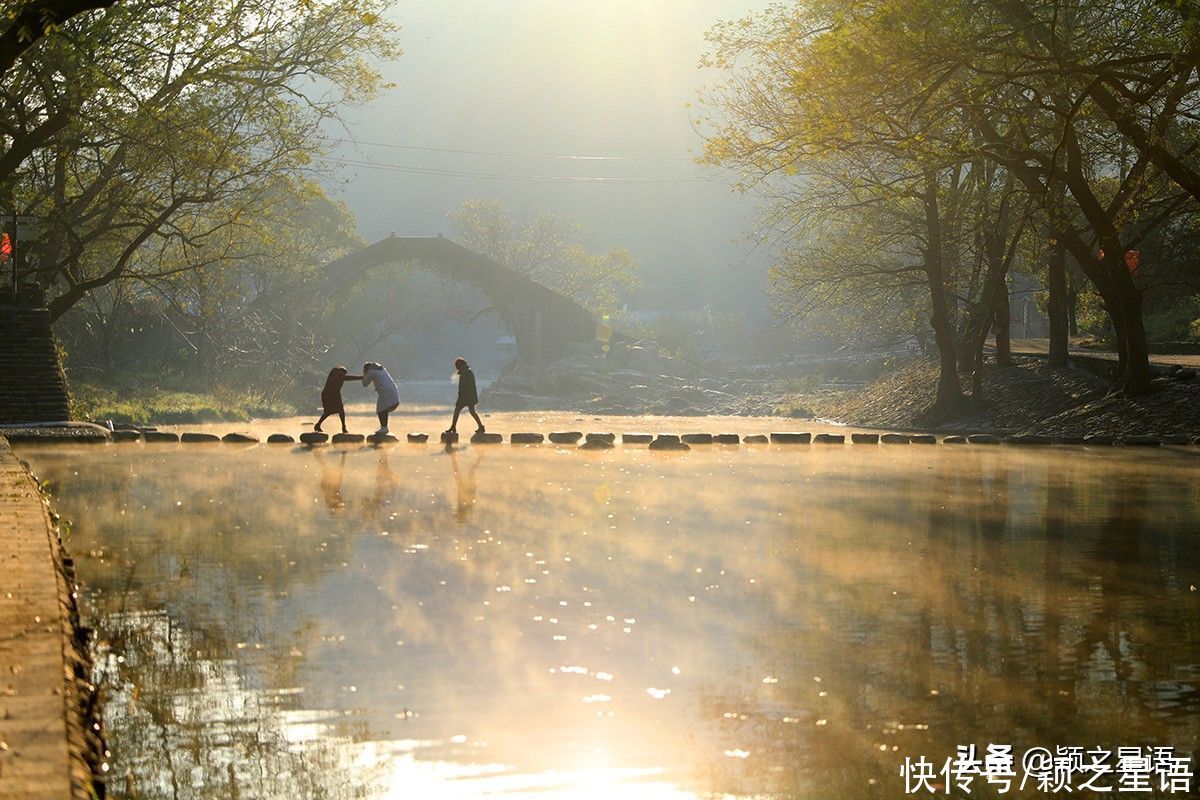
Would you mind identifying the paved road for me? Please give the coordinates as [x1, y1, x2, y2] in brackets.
[1000, 337, 1200, 368]
[0, 439, 90, 800]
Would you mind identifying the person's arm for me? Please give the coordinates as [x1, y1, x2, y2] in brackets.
[343, 373, 363, 382]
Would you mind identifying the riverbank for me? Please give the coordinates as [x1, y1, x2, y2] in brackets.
[0, 437, 102, 800]
[812, 356, 1200, 436]
[69, 381, 295, 425]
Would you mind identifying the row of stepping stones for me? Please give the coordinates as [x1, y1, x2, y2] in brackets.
[102, 430, 1200, 448]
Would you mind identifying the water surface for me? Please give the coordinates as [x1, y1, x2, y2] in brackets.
[19, 442, 1200, 799]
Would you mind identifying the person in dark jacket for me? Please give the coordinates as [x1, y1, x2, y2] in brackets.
[314, 365, 362, 433]
[446, 357, 484, 435]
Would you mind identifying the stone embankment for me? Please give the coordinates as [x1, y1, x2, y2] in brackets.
[0, 309, 71, 425]
[0, 437, 103, 800]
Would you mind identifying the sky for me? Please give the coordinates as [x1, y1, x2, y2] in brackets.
[326, 0, 774, 315]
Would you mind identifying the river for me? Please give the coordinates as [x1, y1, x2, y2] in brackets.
[16, 433, 1200, 799]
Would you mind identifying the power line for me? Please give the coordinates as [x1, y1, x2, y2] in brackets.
[331, 136, 694, 163]
[326, 156, 713, 184]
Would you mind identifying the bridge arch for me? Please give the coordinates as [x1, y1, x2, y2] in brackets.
[323, 235, 611, 365]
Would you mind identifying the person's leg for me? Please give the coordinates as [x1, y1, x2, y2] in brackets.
[448, 405, 462, 432]
[378, 403, 399, 433]
[339, 410, 347, 433]
[468, 406, 484, 432]
[315, 412, 332, 432]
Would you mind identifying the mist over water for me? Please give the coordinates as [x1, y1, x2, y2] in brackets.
[18, 443, 1200, 799]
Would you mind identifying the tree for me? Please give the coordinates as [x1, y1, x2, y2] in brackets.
[446, 197, 641, 316]
[699, 0, 1200, 398]
[1, 0, 399, 319]
[0, 0, 115, 81]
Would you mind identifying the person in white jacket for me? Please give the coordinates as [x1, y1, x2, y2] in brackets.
[362, 362, 401, 435]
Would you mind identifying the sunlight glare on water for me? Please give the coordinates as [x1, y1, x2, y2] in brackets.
[16, 441, 1200, 799]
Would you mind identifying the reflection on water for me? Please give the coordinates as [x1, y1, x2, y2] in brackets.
[18, 444, 1200, 799]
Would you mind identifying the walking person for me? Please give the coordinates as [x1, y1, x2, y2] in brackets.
[314, 365, 362, 434]
[445, 357, 485, 436]
[362, 361, 401, 435]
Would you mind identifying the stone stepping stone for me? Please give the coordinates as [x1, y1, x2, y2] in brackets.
[770, 432, 811, 444]
[549, 431, 583, 444]
[407, 433, 429, 443]
[471, 432, 503, 444]
[143, 431, 179, 443]
[111, 430, 141, 443]
[332, 433, 365, 444]
[368, 433, 399, 445]
[578, 439, 614, 450]
[851, 433, 879, 444]
[440, 431, 459, 444]
[943, 435, 967, 444]
[743, 434, 769, 444]
[586, 432, 616, 444]
[813, 433, 844, 444]
[910, 434, 937, 444]
[1083, 434, 1116, 446]
[222, 432, 258, 444]
[1120, 435, 1160, 446]
[621, 433, 653, 444]
[966, 434, 1000, 444]
[880, 434, 909, 444]
[267, 434, 295, 444]
[649, 434, 690, 451]
[511, 432, 544, 444]
[300, 432, 328, 445]
[181, 432, 220, 443]
[681, 433, 713, 444]
[713, 433, 739, 444]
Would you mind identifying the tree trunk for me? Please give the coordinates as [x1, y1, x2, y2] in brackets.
[1115, 286, 1153, 395]
[923, 171, 965, 414]
[994, 282, 1011, 366]
[1047, 234, 1069, 367]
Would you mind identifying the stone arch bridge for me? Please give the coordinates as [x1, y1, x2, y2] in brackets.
[324, 235, 616, 365]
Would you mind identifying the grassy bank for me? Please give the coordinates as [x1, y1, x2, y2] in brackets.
[70, 381, 297, 425]
[806, 356, 1200, 436]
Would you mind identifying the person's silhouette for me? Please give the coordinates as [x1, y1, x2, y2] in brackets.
[314, 366, 362, 433]
[445, 357, 484, 435]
